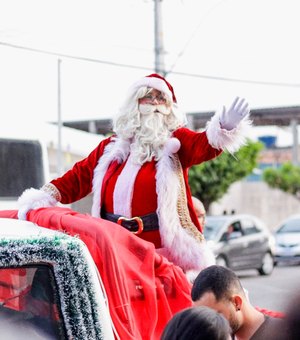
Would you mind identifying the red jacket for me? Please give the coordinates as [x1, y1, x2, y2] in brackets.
[51, 127, 221, 249]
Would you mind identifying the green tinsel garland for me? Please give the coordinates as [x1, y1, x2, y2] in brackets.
[0, 233, 104, 340]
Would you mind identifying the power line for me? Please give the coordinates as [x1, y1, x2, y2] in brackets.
[170, 70, 300, 88]
[0, 40, 300, 88]
[0, 41, 153, 72]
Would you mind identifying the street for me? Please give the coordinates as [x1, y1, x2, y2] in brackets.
[238, 263, 300, 312]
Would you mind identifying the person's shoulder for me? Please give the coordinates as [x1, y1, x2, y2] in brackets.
[87, 135, 114, 158]
[96, 135, 115, 149]
[250, 315, 287, 340]
[103, 135, 115, 145]
[172, 127, 194, 138]
[265, 315, 285, 325]
[265, 315, 289, 339]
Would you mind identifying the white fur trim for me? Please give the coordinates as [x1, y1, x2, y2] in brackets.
[130, 77, 173, 101]
[113, 154, 141, 217]
[155, 153, 215, 271]
[17, 188, 57, 220]
[91, 138, 131, 217]
[206, 111, 252, 153]
[163, 138, 181, 155]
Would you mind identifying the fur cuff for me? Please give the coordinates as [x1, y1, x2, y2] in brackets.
[206, 111, 252, 153]
[17, 187, 58, 220]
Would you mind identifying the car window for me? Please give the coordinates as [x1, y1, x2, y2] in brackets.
[0, 265, 65, 339]
[204, 217, 227, 240]
[241, 218, 260, 235]
[277, 219, 300, 233]
[219, 221, 242, 241]
[231, 221, 242, 233]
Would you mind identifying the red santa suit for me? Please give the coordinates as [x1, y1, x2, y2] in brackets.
[17, 73, 251, 276]
[49, 124, 248, 273]
[52, 128, 219, 226]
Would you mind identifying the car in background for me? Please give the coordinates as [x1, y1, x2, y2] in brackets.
[204, 214, 275, 275]
[274, 214, 300, 265]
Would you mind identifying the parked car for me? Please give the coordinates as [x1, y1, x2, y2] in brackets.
[274, 214, 300, 265]
[204, 214, 275, 275]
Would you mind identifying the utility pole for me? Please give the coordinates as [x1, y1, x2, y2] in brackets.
[154, 0, 165, 75]
[291, 119, 299, 165]
[57, 58, 63, 176]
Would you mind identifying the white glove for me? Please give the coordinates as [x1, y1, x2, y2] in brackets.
[17, 188, 58, 220]
[220, 97, 250, 130]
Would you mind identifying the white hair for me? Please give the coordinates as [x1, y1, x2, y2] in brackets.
[113, 87, 186, 164]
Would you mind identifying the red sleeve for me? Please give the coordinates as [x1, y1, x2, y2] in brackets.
[51, 137, 112, 204]
[173, 127, 222, 168]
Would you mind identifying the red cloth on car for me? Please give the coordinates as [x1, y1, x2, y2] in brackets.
[0, 208, 193, 340]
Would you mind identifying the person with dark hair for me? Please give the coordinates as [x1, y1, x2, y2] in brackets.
[161, 306, 232, 340]
[191, 265, 285, 340]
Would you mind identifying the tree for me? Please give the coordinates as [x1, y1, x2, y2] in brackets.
[262, 162, 300, 198]
[188, 140, 263, 211]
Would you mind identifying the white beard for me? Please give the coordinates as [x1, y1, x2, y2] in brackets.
[130, 109, 172, 165]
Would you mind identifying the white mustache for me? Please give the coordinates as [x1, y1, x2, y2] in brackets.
[139, 104, 171, 116]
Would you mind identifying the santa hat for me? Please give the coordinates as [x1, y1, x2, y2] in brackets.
[130, 73, 177, 103]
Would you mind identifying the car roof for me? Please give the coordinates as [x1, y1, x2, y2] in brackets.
[275, 214, 300, 229]
[205, 214, 268, 230]
[206, 214, 261, 221]
[0, 218, 62, 239]
[283, 214, 300, 220]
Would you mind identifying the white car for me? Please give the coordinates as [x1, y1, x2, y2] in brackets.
[0, 218, 115, 340]
[204, 214, 275, 275]
[274, 214, 300, 265]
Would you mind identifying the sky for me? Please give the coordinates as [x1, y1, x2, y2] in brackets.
[0, 0, 299, 124]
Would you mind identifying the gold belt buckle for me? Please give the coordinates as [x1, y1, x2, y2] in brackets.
[117, 216, 144, 235]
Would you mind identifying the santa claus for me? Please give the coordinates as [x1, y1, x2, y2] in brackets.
[18, 73, 251, 279]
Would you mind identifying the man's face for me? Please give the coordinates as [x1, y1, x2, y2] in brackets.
[138, 89, 171, 116]
[193, 291, 241, 334]
[139, 89, 167, 105]
[194, 205, 206, 226]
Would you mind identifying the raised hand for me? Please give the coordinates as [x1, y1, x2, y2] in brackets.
[220, 97, 250, 130]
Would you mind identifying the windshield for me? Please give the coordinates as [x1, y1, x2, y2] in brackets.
[203, 217, 227, 240]
[277, 219, 300, 233]
[0, 265, 65, 339]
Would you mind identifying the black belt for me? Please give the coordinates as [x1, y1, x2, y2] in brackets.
[101, 211, 159, 234]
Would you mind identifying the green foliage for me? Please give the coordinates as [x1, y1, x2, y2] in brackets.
[188, 140, 263, 210]
[262, 162, 300, 196]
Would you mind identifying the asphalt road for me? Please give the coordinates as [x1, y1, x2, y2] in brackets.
[238, 263, 300, 312]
